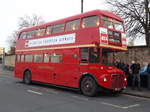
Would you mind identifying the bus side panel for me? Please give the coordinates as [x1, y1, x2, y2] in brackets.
[15, 62, 23, 79]
[60, 49, 80, 88]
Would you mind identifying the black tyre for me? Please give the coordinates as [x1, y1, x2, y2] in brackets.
[80, 76, 98, 96]
[23, 71, 32, 84]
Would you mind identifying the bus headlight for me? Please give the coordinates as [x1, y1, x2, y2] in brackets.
[124, 77, 127, 81]
[103, 77, 107, 82]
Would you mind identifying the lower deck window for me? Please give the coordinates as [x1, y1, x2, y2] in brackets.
[80, 48, 100, 63]
[44, 54, 49, 63]
[25, 55, 33, 62]
[17, 55, 20, 62]
[50, 53, 62, 63]
[80, 48, 88, 63]
[102, 49, 114, 65]
[89, 48, 100, 63]
[21, 55, 25, 62]
[34, 55, 43, 63]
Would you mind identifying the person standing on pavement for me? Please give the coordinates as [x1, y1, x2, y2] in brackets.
[130, 60, 141, 90]
[147, 62, 150, 89]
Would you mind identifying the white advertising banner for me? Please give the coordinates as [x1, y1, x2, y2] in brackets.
[26, 33, 76, 47]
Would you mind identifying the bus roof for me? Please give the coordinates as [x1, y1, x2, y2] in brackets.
[20, 9, 123, 32]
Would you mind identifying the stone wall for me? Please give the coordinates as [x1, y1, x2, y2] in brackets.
[114, 46, 150, 66]
[4, 55, 15, 67]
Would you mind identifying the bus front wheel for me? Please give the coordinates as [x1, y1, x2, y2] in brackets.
[23, 71, 32, 84]
[80, 76, 98, 97]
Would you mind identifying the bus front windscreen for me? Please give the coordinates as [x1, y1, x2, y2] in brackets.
[114, 21, 124, 32]
[102, 49, 114, 65]
[102, 16, 124, 32]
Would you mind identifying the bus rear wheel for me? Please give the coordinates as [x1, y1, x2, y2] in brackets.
[23, 71, 32, 85]
[80, 76, 98, 97]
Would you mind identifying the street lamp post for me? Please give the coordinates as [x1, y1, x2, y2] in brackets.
[1, 48, 5, 70]
[81, 0, 83, 13]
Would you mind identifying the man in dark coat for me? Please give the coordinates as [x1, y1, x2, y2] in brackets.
[130, 61, 141, 90]
[147, 62, 150, 89]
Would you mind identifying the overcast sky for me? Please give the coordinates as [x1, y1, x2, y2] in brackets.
[0, 0, 107, 49]
[0, 0, 145, 49]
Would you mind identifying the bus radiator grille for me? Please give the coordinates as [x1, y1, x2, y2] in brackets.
[111, 74, 123, 90]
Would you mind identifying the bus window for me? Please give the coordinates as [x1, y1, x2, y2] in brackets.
[30, 30, 37, 37]
[89, 48, 100, 63]
[52, 23, 64, 34]
[37, 28, 46, 36]
[82, 16, 99, 28]
[44, 54, 49, 63]
[102, 49, 114, 65]
[34, 55, 43, 63]
[46, 26, 52, 35]
[26, 31, 32, 38]
[108, 30, 114, 42]
[102, 16, 113, 29]
[66, 19, 80, 31]
[21, 55, 25, 62]
[80, 48, 88, 63]
[17, 55, 20, 62]
[114, 32, 121, 39]
[114, 21, 124, 32]
[80, 48, 89, 63]
[50, 53, 62, 63]
[20, 32, 26, 39]
[25, 55, 33, 62]
[27, 31, 37, 38]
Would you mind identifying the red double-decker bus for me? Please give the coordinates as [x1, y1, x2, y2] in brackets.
[15, 10, 127, 96]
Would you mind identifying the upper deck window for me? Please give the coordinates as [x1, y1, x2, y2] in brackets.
[26, 31, 33, 38]
[52, 23, 64, 34]
[102, 16, 113, 29]
[26, 30, 37, 38]
[46, 26, 52, 35]
[114, 21, 124, 32]
[66, 19, 80, 31]
[82, 16, 99, 28]
[20, 32, 26, 39]
[37, 28, 46, 36]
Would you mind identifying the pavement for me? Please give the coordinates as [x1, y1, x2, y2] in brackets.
[0, 66, 14, 77]
[123, 87, 150, 99]
[0, 65, 150, 99]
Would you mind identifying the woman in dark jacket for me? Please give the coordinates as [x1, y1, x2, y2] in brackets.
[147, 63, 150, 89]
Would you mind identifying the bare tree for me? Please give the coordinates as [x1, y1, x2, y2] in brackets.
[7, 14, 45, 47]
[18, 14, 45, 30]
[7, 31, 18, 47]
[106, 0, 150, 47]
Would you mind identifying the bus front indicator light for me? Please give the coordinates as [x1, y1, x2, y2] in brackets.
[124, 77, 127, 81]
[103, 77, 107, 82]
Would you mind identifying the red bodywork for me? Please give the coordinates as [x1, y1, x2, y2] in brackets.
[15, 10, 127, 91]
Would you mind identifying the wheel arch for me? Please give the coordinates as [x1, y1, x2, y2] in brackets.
[23, 68, 32, 78]
[79, 73, 99, 89]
